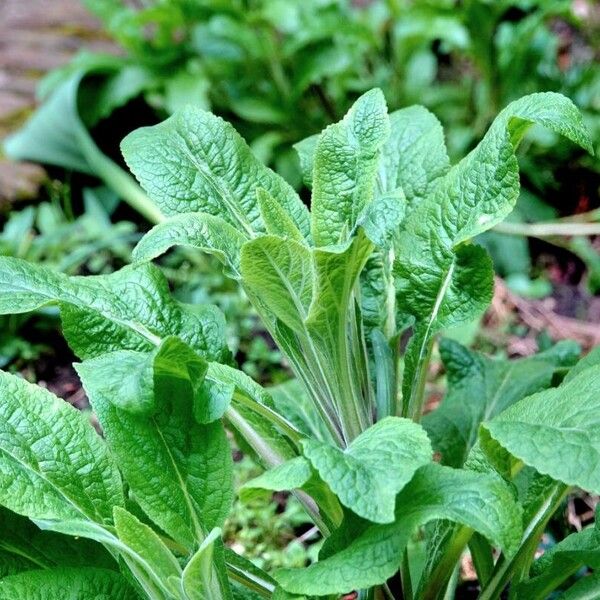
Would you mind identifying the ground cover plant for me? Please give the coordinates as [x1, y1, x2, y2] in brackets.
[0, 89, 598, 599]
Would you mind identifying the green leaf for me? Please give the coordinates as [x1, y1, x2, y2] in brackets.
[0, 371, 123, 525]
[240, 456, 312, 501]
[114, 507, 181, 585]
[121, 105, 310, 237]
[182, 528, 228, 600]
[379, 105, 450, 211]
[396, 93, 592, 403]
[0, 506, 114, 573]
[241, 235, 313, 334]
[0, 567, 135, 599]
[0, 258, 228, 362]
[269, 379, 333, 443]
[256, 188, 306, 243]
[358, 188, 406, 248]
[301, 417, 431, 523]
[557, 572, 600, 599]
[516, 520, 600, 600]
[423, 339, 579, 467]
[275, 463, 521, 595]
[80, 337, 207, 416]
[293, 133, 319, 187]
[133, 212, 248, 278]
[76, 359, 233, 549]
[4, 68, 162, 224]
[311, 88, 390, 246]
[482, 365, 600, 494]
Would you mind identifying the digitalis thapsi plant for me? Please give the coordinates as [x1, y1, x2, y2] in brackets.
[0, 89, 597, 599]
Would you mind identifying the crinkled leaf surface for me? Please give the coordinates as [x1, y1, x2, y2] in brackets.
[302, 417, 432, 523]
[424, 339, 580, 467]
[240, 456, 312, 501]
[121, 105, 309, 237]
[0, 371, 123, 525]
[0, 567, 135, 600]
[396, 93, 592, 401]
[77, 357, 233, 549]
[275, 463, 521, 595]
[0, 258, 227, 362]
[379, 105, 450, 211]
[311, 88, 390, 246]
[482, 365, 600, 493]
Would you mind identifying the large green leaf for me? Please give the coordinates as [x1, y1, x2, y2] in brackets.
[311, 88, 390, 246]
[0, 371, 123, 525]
[396, 92, 592, 405]
[121, 105, 309, 237]
[302, 417, 432, 523]
[275, 463, 521, 595]
[482, 365, 600, 494]
[0, 567, 135, 599]
[0, 258, 228, 362]
[77, 357, 233, 549]
[423, 339, 580, 467]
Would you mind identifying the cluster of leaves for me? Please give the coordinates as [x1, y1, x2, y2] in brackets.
[0, 89, 598, 599]
[5, 0, 599, 191]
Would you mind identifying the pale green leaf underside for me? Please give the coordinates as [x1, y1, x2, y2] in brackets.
[121, 105, 309, 237]
[133, 212, 247, 278]
[241, 457, 312, 501]
[275, 463, 521, 595]
[0, 257, 227, 362]
[302, 417, 432, 523]
[0, 371, 123, 525]
[483, 365, 600, 494]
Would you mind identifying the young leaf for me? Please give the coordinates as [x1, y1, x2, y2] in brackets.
[240, 457, 312, 501]
[293, 133, 319, 187]
[256, 188, 306, 243]
[133, 212, 248, 278]
[113, 507, 182, 585]
[302, 417, 432, 523]
[0, 371, 123, 525]
[423, 339, 580, 467]
[182, 527, 228, 600]
[77, 359, 233, 549]
[311, 88, 390, 246]
[275, 463, 521, 595]
[0, 258, 228, 362]
[121, 105, 310, 237]
[379, 105, 450, 211]
[0, 567, 135, 599]
[241, 235, 313, 334]
[482, 365, 600, 494]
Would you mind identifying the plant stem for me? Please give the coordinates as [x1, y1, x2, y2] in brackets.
[493, 221, 600, 237]
[479, 484, 569, 600]
[406, 336, 434, 421]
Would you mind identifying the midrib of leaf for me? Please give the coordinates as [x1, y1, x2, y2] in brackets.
[406, 258, 456, 420]
[0, 543, 50, 569]
[175, 132, 256, 237]
[151, 417, 205, 545]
